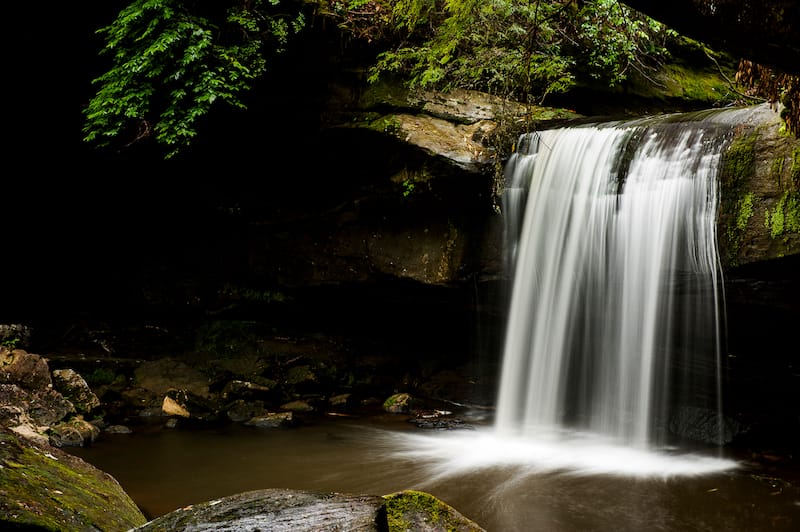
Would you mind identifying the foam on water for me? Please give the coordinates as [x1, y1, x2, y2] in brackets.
[384, 427, 738, 480]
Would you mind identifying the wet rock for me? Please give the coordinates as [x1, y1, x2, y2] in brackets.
[0, 403, 25, 426]
[48, 417, 101, 447]
[105, 424, 133, 434]
[384, 489, 486, 531]
[0, 348, 52, 391]
[225, 399, 267, 423]
[280, 399, 315, 413]
[28, 388, 76, 427]
[668, 406, 749, 445]
[162, 395, 190, 418]
[244, 412, 294, 428]
[0, 382, 75, 432]
[221, 379, 275, 401]
[0, 425, 147, 531]
[383, 392, 416, 414]
[329, 393, 352, 407]
[133, 488, 386, 531]
[409, 410, 474, 431]
[162, 389, 220, 422]
[716, 105, 800, 268]
[52, 368, 100, 414]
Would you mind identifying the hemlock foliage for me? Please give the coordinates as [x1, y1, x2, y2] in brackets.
[83, 0, 305, 158]
[81, 1, 679, 157]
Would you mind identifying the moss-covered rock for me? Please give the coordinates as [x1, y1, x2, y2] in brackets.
[384, 489, 486, 532]
[383, 392, 416, 414]
[718, 105, 800, 267]
[0, 426, 147, 531]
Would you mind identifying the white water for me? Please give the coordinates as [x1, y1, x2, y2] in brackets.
[387, 427, 736, 479]
[495, 122, 727, 448]
[392, 116, 748, 477]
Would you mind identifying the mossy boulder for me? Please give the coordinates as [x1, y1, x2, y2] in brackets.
[383, 392, 416, 414]
[0, 426, 147, 531]
[384, 489, 486, 532]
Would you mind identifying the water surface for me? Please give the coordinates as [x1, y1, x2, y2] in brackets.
[69, 416, 800, 531]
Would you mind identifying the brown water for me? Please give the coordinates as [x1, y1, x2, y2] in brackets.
[68, 416, 800, 531]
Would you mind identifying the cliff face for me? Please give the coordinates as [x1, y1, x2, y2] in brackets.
[300, 84, 799, 290]
[717, 105, 800, 268]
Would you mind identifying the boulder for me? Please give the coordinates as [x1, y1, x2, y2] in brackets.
[0, 425, 147, 531]
[48, 417, 101, 448]
[383, 392, 416, 414]
[52, 368, 100, 414]
[133, 488, 385, 531]
[384, 489, 486, 531]
[0, 348, 52, 391]
[0, 349, 77, 441]
[244, 412, 294, 428]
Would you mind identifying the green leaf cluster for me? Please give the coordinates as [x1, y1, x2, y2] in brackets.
[368, 0, 675, 103]
[83, 0, 305, 158]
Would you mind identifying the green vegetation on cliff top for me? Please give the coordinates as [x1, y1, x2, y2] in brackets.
[82, 0, 729, 159]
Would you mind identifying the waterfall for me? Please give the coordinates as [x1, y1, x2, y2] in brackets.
[386, 111, 760, 477]
[494, 118, 732, 449]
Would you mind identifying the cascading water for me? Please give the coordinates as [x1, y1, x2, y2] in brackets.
[495, 119, 729, 450]
[387, 110, 764, 478]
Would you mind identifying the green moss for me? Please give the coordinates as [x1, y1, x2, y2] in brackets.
[771, 155, 785, 185]
[792, 146, 800, 187]
[770, 197, 786, 238]
[766, 191, 800, 238]
[384, 489, 481, 532]
[722, 133, 757, 186]
[359, 114, 404, 135]
[719, 132, 760, 266]
[525, 106, 582, 121]
[735, 193, 755, 231]
[382, 393, 406, 409]
[0, 429, 146, 530]
[657, 63, 733, 104]
[723, 189, 756, 265]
